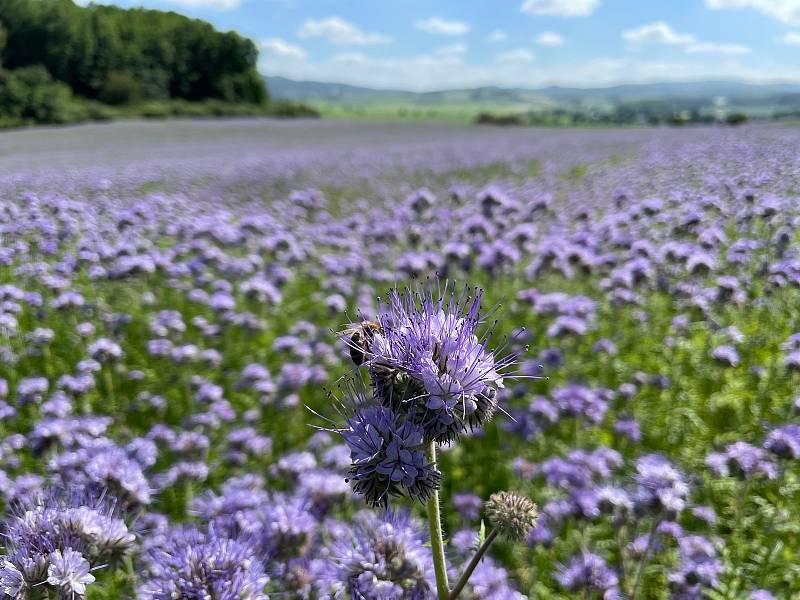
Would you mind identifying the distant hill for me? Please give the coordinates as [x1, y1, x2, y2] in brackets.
[267, 76, 800, 106]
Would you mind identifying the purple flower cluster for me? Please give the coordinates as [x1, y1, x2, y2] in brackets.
[0, 488, 134, 598]
[319, 510, 434, 599]
[333, 283, 520, 506]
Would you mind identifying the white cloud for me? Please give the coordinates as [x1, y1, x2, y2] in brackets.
[297, 17, 392, 45]
[685, 42, 751, 54]
[486, 29, 507, 43]
[156, 0, 241, 9]
[780, 31, 800, 45]
[706, 0, 800, 25]
[622, 22, 696, 45]
[521, 0, 599, 17]
[622, 21, 750, 56]
[414, 16, 471, 35]
[495, 48, 536, 63]
[435, 43, 467, 56]
[262, 52, 791, 92]
[536, 31, 564, 46]
[75, 0, 245, 7]
[260, 38, 307, 60]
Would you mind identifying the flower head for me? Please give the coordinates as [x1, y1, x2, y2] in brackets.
[139, 525, 269, 600]
[706, 442, 777, 480]
[556, 552, 619, 595]
[354, 283, 521, 443]
[485, 491, 538, 541]
[46, 548, 95, 597]
[337, 391, 441, 507]
[764, 424, 800, 460]
[0, 559, 25, 600]
[319, 510, 435, 599]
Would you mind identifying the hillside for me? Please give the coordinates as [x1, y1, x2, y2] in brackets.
[267, 75, 800, 123]
[268, 75, 800, 105]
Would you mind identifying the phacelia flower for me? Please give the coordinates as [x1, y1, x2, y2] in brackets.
[319, 510, 435, 599]
[556, 552, 619, 596]
[351, 283, 522, 443]
[46, 548, 95, 597]
[764, 424, 800, 460]
[139, 525, 269, 600]
[338, 399, 440, 507]
[706, 442, 777, 480]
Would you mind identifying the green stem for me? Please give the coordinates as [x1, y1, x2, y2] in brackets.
[427, 441, 450, 600]
[631, 516, 661, 600]
[448, 527, 500, 600]
[124, 554, 136, 586]
[104, 367, 115, 411]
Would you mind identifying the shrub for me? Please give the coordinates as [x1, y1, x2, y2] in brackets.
[0, 65, 85, 125]
[726, 112, 748, 126]
[269, 100, 320, 118]
[98, 71, 144, 106]
[475, 112, 523, 126]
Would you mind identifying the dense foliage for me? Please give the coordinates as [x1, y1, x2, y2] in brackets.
[475, 105, 750, 127]
[0, 119, 797, 598]
[0, 0, 288, 126]
[0, 0, 265, 104]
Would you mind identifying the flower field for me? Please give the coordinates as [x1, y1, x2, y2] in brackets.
[0, 119, 798, 599]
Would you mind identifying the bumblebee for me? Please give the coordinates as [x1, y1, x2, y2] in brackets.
[344, 320, 382, 366]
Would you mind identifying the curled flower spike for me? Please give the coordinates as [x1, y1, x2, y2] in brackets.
[485, 491, 538, 541]
[314, 377, 441, 507]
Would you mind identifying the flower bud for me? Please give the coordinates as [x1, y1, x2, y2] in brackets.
[485, 491, 538, 541]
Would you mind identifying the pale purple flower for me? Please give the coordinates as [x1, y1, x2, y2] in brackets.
[47, 548, 95, 597]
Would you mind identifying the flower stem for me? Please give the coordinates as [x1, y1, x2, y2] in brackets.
[448, 527, 500, 600]
[631, 516, 661, 600]
[427, 441, 450, 600]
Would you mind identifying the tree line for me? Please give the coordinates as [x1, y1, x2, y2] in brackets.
[0, 0, 294, 126]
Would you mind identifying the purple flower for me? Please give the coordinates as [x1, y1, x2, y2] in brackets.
[547, 315, 589, 338]
[360, 283, 520, 443]
[260, 494, 317, 559]
[556, 552, 619, 595]
[1, 486, 134, 590]
[706, 442, 777, 480]
[87, 338, 124, 363]
[139, 525, 269, 599]
[613, 417, 641, 442]
[453, 492, 483, 521]
[16, 377, 48, 404]
[691, 506, 717, 525]
[712, 345, 740, 367]
[339, 401, 440, 507]
[785, 350, 800, 371]
[668, 535, 722, 593]
[463, 555, 526, 599]
[47, 548, 95, 597]
[552, 385, 612, 424]
[633, 454, 690, 516]
[319, 510, 434, 599]
[764, 424, 800, 459]
[0, 558, 25, 599]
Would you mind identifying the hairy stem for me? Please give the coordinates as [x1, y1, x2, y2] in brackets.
[448, 527, 500, 600]
[427, 441, 450, 600]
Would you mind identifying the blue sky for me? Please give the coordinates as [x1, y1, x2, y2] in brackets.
[91, 0, 800, 90]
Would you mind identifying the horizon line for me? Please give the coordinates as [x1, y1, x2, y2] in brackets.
[263, 73, 800, 94]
